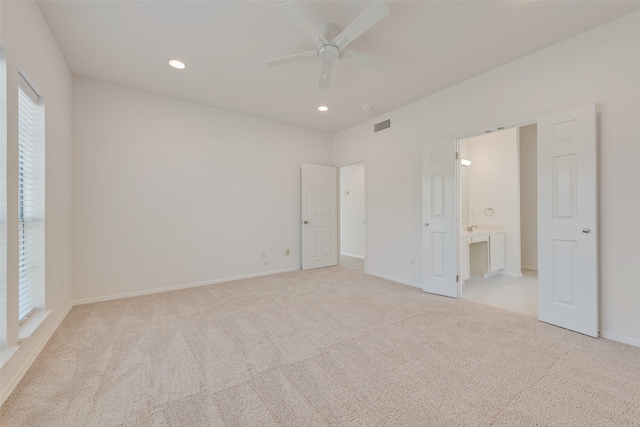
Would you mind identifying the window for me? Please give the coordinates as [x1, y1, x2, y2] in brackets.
[0, 48, 6, 347]
[17, 73, 44, 323]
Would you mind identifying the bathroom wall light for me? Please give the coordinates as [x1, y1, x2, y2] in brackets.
[461, 158, 471, 166]
[318, 106, 328, 112]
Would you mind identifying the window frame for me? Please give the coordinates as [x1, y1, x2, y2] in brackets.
[0, 47, 7, 349]
[16, 71, 45, 324]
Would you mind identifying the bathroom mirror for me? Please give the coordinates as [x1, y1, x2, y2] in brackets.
[460, 164, 470, 225]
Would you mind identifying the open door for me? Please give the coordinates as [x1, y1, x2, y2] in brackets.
[301, 164, 338, 270]
[423, 139, 458, 297]
[538, 104, 598, 337]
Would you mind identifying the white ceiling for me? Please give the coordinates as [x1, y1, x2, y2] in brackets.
[37, 1, 640, 134]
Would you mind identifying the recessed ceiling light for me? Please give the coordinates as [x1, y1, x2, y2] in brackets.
[318, 106, 328, 112]
[169, 59, 186, 69]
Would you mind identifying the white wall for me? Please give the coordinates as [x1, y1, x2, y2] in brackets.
[519, 124, 538, 270]
[462, 128, 521, 275]
[339, 162, 365, 259]
[0, 0, 73, 404]
[72, 78, 332, 302]
[333, 11, 640, 345]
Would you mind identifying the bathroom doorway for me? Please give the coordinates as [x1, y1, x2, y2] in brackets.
[458, 125, 538, 317]
[338, 162, 365, 272]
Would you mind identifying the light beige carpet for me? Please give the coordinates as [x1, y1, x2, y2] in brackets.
[1, 266, 639, 426]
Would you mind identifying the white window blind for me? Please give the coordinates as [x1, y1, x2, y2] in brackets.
[18, 75, 44, 323]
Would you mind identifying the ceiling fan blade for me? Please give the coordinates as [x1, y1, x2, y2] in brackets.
[279, 2, 328, 47]
[319, 61, 332, 90]
[333, 1, 390, 49]
[266, 51, 317, 67]
[340, 50, 386, 71]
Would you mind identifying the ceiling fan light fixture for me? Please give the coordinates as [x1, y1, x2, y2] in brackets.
[318, 105, 329, 112]
[169, 59, 186, 69]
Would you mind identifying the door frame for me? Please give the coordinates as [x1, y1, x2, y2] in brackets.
[452, 108, 599, 337]
[336, 158, 367, 271]
[454, 117, 538, 297]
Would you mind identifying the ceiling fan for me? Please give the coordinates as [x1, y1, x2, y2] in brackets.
[266, 1, 390, 90]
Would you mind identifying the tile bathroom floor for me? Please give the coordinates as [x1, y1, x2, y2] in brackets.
[461, 269, 538, 317]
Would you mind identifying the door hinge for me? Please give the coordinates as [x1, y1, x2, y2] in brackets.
[455, 152, 459, 159]
[456, 274, 459, 282]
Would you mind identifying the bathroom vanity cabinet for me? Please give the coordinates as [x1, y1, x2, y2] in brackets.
[488, 232, 505, 272]
[460, 231, 504, 281]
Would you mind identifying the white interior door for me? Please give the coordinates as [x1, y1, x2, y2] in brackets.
[423, 139, 458, 297]
[301, 164, 338, 270]
[538, 104, 598, 337]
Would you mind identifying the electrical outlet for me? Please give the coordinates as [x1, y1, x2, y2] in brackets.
[410, 257, 415, 266]
[283, 249, 290, 256]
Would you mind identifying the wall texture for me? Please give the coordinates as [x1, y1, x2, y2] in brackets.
[519, 124, 538, 270]
[0, 0, 73, 404]
[333, 11, 640, 346]
[72, 78, 332, 302]
[339, 162, 365, 259]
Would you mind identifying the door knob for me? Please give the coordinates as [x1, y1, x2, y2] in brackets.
[582, 228, 591, 233]
[303, 220, 309, 224]
[424, 223, 429, 226]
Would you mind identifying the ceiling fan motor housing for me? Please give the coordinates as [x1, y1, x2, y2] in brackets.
[319, 44, 340, 62]
[266, 2, 391, 89]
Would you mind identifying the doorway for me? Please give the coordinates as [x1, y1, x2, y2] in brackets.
[458, 125, 538, 317]
[422, 104, 598, 337]
[339, 162, 365, 271]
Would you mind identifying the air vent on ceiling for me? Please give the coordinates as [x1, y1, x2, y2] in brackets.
[374, 119, 391, 133]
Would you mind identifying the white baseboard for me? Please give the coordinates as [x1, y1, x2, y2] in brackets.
[521, 265, 538, 271]
[483, 270, 502, 278]
[600, 331, 640, 348]
[1, 302, 73, 407]
[366, 271, 422, 289]
[0, 346, 19, 369]
[340, 252, 364, 259]
[501, 271, 524, 277]
[73, 267, 301, 305]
